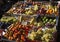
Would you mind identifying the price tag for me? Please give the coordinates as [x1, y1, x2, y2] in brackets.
[22, 21, 28, 25]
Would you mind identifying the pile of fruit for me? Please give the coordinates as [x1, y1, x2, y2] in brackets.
[0, 16, 17, 23]
[3, 1, 57, 42]
[21, 16, 56, 28]
[4, 22, 32, 42]
[41, 16, 56, 28]
[24, 16, 56, 28]
[28, 27, 56, 42]
[4, 21, 56, 42]
[7, 1, 58, 16]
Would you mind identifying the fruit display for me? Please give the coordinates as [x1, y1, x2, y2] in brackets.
[3, 17, 57, 42]
[21, 15, 56, 27]
[6, 1, 58, 16]
[41, 16, 56, 28]
[28, 27, 56, 42]
[3, 20, 57, 42]
[1, 1, 58, 42]
[0, 16, 17, 23]
[4, 22, 32, 42]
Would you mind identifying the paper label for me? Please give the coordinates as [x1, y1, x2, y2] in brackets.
[22, 21, 27, 25]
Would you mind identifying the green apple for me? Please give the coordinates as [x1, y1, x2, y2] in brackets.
[44, 17, 46, 19]
[53, 19, 56, 23]
[28, 34, 35, 40]
[13, 19, 16, 22]
[37, 29, 43, 35]
[34, 22, 37, 26]
[43, 17, 46, 21]
[45, 19, 48, 22]
[43, 21, 46, 24]
[37, 22, 43, 27]
[49, 19, 53, 23]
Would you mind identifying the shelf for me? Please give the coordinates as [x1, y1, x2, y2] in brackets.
[4, 13, 57, 18]
[1, 38, 16, 42]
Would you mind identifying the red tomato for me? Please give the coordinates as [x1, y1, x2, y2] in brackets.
[14, 30, 18, 33]
[25, 31, 28, 35]
[21, 35, 25, 41]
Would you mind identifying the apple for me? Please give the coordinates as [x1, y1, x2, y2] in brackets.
[39, 8, 46, 14]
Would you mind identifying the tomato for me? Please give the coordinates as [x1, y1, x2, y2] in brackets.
[14, 30, 18, 33]
[25, 31, 28, 35]
[21, 35, 25, 41]
[19, 25, 22, 28]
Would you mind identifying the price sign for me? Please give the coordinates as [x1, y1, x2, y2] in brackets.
[22, 21, 28, 25]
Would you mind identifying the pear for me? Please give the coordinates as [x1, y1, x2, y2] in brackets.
[52, 28, 57, 33]
[54, 6, 57, 12]
[53, 19, 56, 23]
[25, 11, 29, 15]
[45, 19, 48, 22]
[37, 29, 43, 35]
[34, 22, 37, 26]
[28, 10, 33, 15]
[29, 34, 35, 40]
[28, 31, 36, 40]
[13, 19, 16, 22]
[31, 31, 36, 37]
[48, 5, 52, 9]
[42, 33, 53, 42]
[43, 17, 46, 21]
[33, 4, 38, 11]
[37, 23, 40, 27]
[49, 19, 53, 23]
[1, 18, 4, 22]
[45, 39, 50, 42]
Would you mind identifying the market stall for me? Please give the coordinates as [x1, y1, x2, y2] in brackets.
[0, 1, 59, 42]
